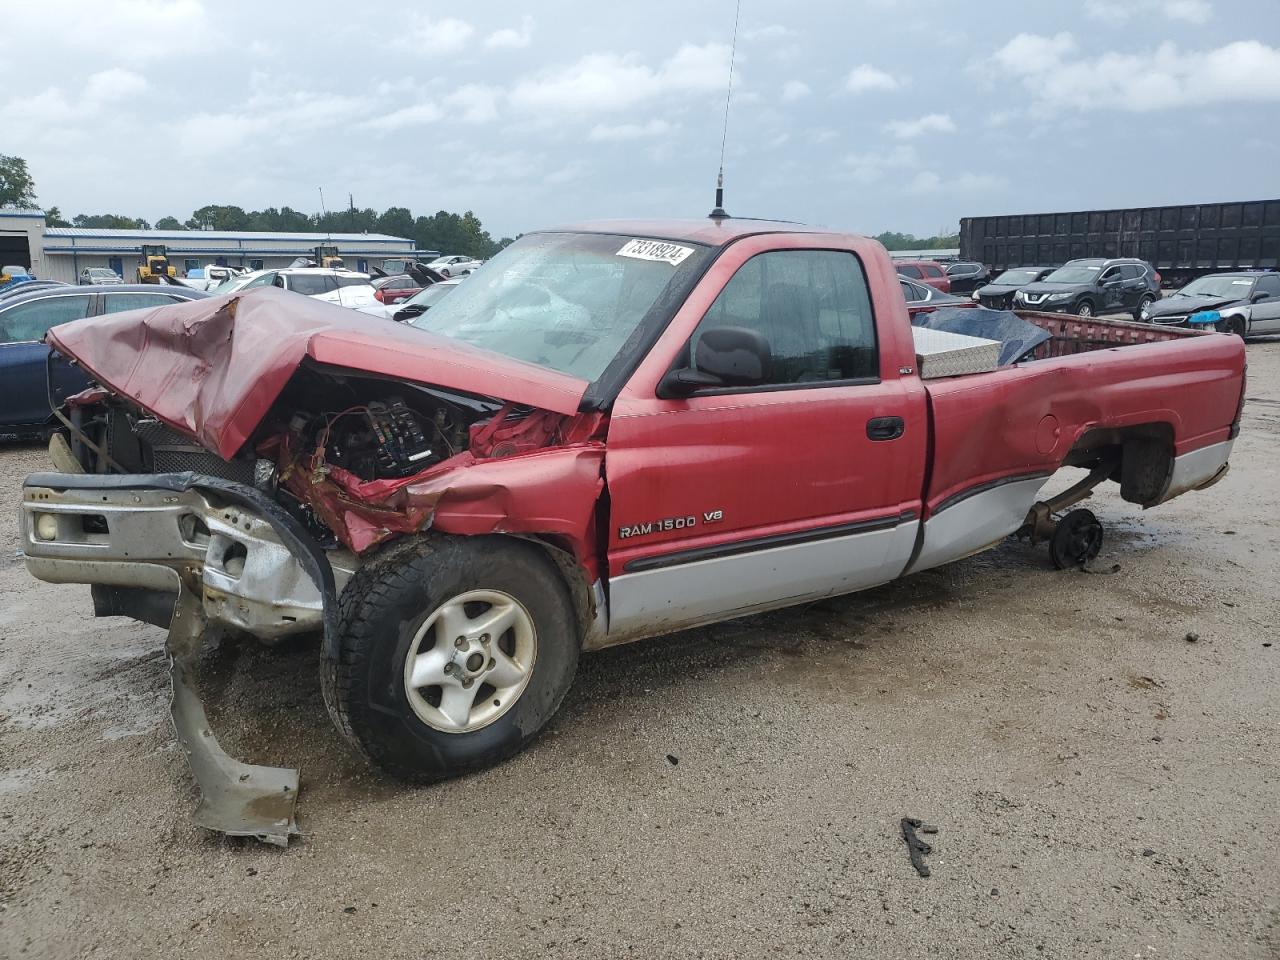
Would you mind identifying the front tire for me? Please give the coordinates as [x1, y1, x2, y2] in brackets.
[1075, 299, 1095, 318]
[322, 535, 579, 782]
[1134, 295, 1155, 322]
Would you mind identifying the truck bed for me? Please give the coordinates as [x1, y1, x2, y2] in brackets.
[1018, 310, 1202, 359]
[921, 316, 1242, 515]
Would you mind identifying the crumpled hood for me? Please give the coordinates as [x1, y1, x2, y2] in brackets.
[46, 287, 590, 461]
[1146, 294, 1244, 317]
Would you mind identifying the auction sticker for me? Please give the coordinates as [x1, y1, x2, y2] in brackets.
[617, 238, 694, 266]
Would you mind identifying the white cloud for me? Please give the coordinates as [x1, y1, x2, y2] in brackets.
[991, 33, 1280, 111]
[444, 84, 500, 124]
[1164, 0, 1212, 22]
[485, 16, 534, 50]
[743, 25, 796, 42]
[845, 64, 899, 94]
[7, 0, 213, 60]
[885, 113, 956, 139]
[362, 102, 445, 133]
[401, 15, 475, 55]
[843, 145, 918, 183]
[84, 69, 147, 104]
[509, 42, 730, 115]
[906, 170, 1004, 194]
[1085, 0, 1211, 23]
[588, 119, 675, 141]
[781, 80, 811, 102]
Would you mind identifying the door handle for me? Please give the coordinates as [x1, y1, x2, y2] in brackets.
[867, 416, 905, 441]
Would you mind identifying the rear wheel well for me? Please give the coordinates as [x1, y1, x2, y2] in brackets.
[1062, 423, 1174, 506]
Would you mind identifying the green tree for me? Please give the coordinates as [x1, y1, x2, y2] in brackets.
[155, 216, 184, 230]
[376, 206, 415, 239]
[0, 155, 38, 208]
[44, 205, 71, 227]
[72, 213, 151, 229]
[185, 204, 249, 230]
[873, 229, 959, 251]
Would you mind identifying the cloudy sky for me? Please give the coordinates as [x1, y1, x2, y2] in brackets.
[6, 0, 1279, 239]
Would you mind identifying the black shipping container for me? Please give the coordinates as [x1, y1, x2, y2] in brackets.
[960, 199, 1280, 286]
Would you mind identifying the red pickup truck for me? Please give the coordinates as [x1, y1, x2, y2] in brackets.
[21, 218, 1243, 844]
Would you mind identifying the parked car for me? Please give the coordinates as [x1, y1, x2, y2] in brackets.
[973, 266, 1057, 310]
[357, 277, 464, 322]
[79, 267, 124, 286]
[427, 255, 483, 278]
[895, 259, 951, 293]
[219, 268, 378, 309]
[20, 218, 1244, 843]
[0, 279, 67, 303]
[1014, 258, 1160, 319]
[372, 274, 424, 305]
[177, 265, 248, 292]
[899, 276, 974, 316]
[1141, 271, 1280, 338]
[0, 284, 207, 438]
[943, 261, 989, 294]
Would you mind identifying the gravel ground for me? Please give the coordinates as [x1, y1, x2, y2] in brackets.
[2, 340, 1278, 960]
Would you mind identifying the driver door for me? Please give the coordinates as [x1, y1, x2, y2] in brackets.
[1098, 266, 1125, 313]
[603, 239, 928, 642]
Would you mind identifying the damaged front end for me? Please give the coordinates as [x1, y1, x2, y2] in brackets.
[23, 289, 608, 845]
[21, 472, 344, 845]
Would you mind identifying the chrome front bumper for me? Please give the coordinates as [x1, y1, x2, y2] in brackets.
[21, 475, 354, 640]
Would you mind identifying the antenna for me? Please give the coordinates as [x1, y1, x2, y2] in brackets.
[710, 0, 742, 220]
[318, 186, 331, 243]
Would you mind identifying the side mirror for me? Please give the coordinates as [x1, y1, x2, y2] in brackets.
[658, 326, 772, 399]
[1252, 291, 1271, 303]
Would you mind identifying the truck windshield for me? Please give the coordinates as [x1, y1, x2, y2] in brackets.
[1045, 265, 1101, 283]
[1175, 276, 1255, 299]
[412, 232, 710, 381]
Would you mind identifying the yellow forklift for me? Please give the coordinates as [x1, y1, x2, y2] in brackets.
[313, 245, 344, 268]
[136, 245, 177, 284]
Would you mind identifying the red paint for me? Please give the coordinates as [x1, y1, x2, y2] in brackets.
[46, 287, 589, 460]
[45, 220, 1246, 590]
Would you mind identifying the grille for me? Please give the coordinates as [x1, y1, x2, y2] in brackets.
[133, 420, 256, 484]
[979, 294, 1013, 310]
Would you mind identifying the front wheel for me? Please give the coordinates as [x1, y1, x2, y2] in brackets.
[322, 535, 579, 782]
[1134, 295, 1155, 322]
[1075, 300, 1095, 318]
[1221, 315, 1247, 339]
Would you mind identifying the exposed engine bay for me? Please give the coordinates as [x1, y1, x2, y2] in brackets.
[57, 360, 599, 557]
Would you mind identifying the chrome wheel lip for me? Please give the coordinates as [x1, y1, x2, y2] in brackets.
[402, 588, 537, 734]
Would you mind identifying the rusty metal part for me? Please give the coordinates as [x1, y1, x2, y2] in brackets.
[1017, 456, 1118, 544]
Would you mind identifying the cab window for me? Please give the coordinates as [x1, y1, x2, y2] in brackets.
[898, 264, 922, 279]
[0, 295, 93, 343]
[691, 249, 879, 387]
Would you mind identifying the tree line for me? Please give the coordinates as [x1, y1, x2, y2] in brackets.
[0, 155, 511, 260]
[4, 153, 958, 259]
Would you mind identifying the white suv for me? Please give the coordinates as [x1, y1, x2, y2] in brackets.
[226, 268, 378, 309]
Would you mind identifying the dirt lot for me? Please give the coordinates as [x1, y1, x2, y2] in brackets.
[2, 341, 1278, 960]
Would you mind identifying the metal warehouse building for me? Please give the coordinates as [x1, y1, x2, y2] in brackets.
[1, 211, 417, 283]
